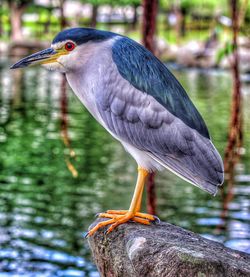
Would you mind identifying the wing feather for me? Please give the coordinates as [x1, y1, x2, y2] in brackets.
[112, 37, 210, 139]
[94, 63, 223, 195]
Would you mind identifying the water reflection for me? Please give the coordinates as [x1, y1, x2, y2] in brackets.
[0, 62, 249, 275]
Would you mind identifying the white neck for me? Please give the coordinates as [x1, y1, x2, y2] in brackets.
[65, 38, 116, 125]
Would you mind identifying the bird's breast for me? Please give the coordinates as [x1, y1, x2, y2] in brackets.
[66, 71, 103, 124]
[65, 51, 120, 131]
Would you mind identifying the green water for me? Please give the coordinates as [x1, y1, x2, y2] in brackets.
[0, 60, 249, 276]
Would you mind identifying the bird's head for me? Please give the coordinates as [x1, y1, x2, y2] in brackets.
[10, 28, 116, 73]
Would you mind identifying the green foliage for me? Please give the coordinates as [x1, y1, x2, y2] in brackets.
[160, 0, 228, 14]
[215, 41, 235, 65]
[81, 0, 140, 6]
[6, 0, 33, 8]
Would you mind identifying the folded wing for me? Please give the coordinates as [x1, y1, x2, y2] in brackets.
[94, 37, 224, 195]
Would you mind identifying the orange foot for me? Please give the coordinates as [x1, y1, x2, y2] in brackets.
[87, 210, 157, 237]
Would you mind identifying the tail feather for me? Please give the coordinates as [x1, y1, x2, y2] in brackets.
[149, 135, 224, 195]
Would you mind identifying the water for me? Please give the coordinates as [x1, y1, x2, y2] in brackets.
[0, 58, 249, 276]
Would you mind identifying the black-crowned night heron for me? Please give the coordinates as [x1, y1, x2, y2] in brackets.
[11, 28, 224, 236]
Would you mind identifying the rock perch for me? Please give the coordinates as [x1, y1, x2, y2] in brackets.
[88, 219, 250, 277]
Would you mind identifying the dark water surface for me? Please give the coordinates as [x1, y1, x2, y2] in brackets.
[0, 59, 249, 276]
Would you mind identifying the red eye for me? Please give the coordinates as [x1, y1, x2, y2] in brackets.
[65, 42, 75, 51]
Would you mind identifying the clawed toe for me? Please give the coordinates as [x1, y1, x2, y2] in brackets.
[153, 215, 161, 224]
[87, 209, 158, 236]
[83, 231, 89, 238]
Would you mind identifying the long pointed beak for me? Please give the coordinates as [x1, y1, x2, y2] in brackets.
[10, 48, 59, 69]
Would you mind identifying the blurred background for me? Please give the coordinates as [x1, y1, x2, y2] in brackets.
[0, 0, 249, 276]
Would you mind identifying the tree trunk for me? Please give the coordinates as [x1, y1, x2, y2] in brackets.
[141, 0, 158, 215]
[8, 2, 26, 41]
[90, 5, 98, 28]
[142, 0, 158, 54]
[60, 74, 78, 177]
[223, 0, 242, 180]
[180, 7, 186, 37]
[60, 74, 69, 148]
[44, 8, 53, 34]
[146, 172, 156, 215]
[175, 7, 183, 40]
[0, 6, 3, 37]
[131, 4, 138, 30]
[88, 218, 250, 277]
[59, 0, 67, 29]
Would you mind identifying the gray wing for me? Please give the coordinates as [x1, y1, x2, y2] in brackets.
[112, 37, 210, 139]
[95, 65, 224, 195]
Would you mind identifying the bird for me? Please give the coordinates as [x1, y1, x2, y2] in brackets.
[10, 28, 224, 236]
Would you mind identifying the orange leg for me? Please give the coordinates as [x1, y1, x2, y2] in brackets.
[87, 167, 156, 236]
[135, 176, 144, 212]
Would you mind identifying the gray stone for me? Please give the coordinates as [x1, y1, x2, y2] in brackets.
[88, 218, 250, 277]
